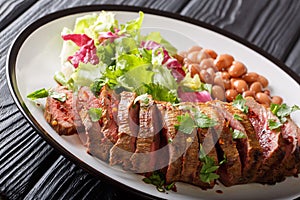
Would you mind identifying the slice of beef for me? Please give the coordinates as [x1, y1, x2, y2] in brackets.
[200, 102, 243, 187]
[178, 102, 216, 189]
[44, 86, 78, 135]
[98, 85, 119, 145]
[130, 96, 162, 173]
[76, 86, 115, 161]
[244, 97, 285, 183]
[267, 117, 300, 182]
[154, 102, 170, 174]
[210, 101, 264, 183]
[164, 103, 186, 184]
[179, 106, 198, 184]
[109, 91, 139, 169]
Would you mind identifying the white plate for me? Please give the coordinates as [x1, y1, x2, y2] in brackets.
[6, 5, 300, 200]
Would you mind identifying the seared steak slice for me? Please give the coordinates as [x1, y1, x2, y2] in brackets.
[130, 96, 161, 173]
[245, 97, 285, 183]
[178, 103, 216, 189]
[267, 117, 300, 182]
[98, 85, 119, 144]
[211, 101, 264, 183]
[76, 86, 114, 161]
[200, 103, 243, 187]
[164, 103, 186, 184]
[109, 92, 139, 169]
[44, 86, 77, 135]
[155, 102, 170, 174]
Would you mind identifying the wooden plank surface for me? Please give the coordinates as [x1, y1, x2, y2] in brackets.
[1, 0, 300, 199]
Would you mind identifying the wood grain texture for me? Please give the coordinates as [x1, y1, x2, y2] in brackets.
[0, 0, 37, 31]
[1, 0, 300, 199]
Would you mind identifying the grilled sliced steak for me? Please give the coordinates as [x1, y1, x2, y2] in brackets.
[177, 103, 216, 189]
[266, 117, 300, 182]
[76, 86, 116, 161]
[98, 85, 119, 144]
[210, 101, 264, 183]
[245, 97, 285, 183]
[164, 103, 186, 184]
[200, 103, 243, 187]
[130, 96, 161, 173]
[155, 102, 170, 174]
[44, 86, 78, 135]
[109, 92, 139, 169]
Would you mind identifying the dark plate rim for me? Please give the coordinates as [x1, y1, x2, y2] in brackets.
[6, 4, 300, 200]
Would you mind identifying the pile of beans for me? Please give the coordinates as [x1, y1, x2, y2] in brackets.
[177, 45, 283, 107]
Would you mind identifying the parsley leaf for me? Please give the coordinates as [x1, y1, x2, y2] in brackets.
[134, 93, 150, 104]
[142, 171, 175, 193]
[175, 113, 195, 135]
[194, 112, 218, 128]
[232, 94, 248, 113]
[175, 110, 217, 135]
[233, 114, 243, 121]
[270, 103, 300, 124]
[88, 108, 103, 122]
[49, 91, 67, 102]
[268, 119, 282, 130]
[231, 128, 247, 139]
[27, 88, 67, 102]
[27, 88, 49, 100]
[199, 145, 220, 183]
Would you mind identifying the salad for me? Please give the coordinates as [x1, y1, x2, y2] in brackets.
[28, 11, 212, 103]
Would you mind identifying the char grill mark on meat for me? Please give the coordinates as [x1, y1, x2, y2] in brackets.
[244, 97, 285, 183]
[109, 91, 139, 169]
[76, 86, 115, 161]
[200, 103, 243, 186]
[130, 96, 162, 173]
[211, 101, 264, 183]
[164, 103, 186, 184]
[44, 86, 78, 135]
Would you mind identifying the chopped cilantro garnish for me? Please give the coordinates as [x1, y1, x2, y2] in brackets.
[199, 145, 220, 183]
[27, 88, 49, 100]
[231, 128, 247, 139]
[268, 119, 282, 130]
[233, 114, 243, 121]
[88, 107, 103, 122]
[142, 171, 175, 193]
[134, 93, 150, 104]
[90, 79, 106, 96]
[270, 103, 300, 124]
[27, 88, 67, 102]
[232, 94, 248, 113]
[175, 113, 195, 135]
[194, 112, 218, 128]
[175, 111, 217, 135]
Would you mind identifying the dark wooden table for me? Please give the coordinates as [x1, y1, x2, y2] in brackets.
[1, 0, 300, 199]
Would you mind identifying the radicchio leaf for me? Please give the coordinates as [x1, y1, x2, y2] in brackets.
[62, 34, 99, 68]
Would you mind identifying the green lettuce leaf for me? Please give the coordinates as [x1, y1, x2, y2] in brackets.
[71, 62, 104, 90]
[143, 31, 177, 55]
